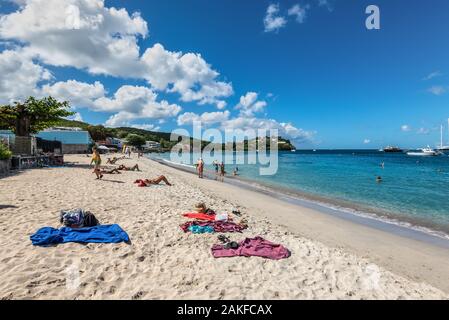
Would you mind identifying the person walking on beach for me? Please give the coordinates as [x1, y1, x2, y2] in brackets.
[90, 147, 103, 180]
[126, 146, 132, 158]
[197, 158, 204, 179]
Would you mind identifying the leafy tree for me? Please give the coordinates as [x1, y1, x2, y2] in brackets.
[0, 143, 12, 160]
[0, 97, 74, 136]
[87, 125, 109, 141]
[117, 131, 129, 139]
[126, 134, 146, 147]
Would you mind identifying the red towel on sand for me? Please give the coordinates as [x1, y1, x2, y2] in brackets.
[182, 213, 216, 221]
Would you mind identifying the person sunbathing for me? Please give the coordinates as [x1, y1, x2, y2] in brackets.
[99, 168, 121, 174]
[106, 157, 118, 164]
[106, 156, 126, 164]
[118, 164, 140, 171]
[134, 176, 172, 186]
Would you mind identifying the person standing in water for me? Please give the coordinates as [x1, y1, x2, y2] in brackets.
[90, 147, 103, 180]
[219, 161, 225, 182]
[213, 160, 219, 180]
[197, 158, 204, 178]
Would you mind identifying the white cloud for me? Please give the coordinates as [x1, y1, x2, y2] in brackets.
[0, 49, 52, 104]
[0, 0, 232, 108]
[428, 86, 446, 96]
[363, 139, 370, 144]
[41, 80, 105, 109]
[264, 4, 287, 33]
[288, 4, 309, 23]
[67, 112, 84, 122]
[97, 86, 182, 127]
[401, 125, 411, 132]
[130, 123, 160, 131]
[177, 110, 230, 126]
[417, 127, 430, 135]
[0, 0, 147, 77]
[222, 116, 315, 143]
[423, 71, 442, 81]
[317, 0, 334, 12]
[140, 43, 232, 108]
[235, 92, 267, 117]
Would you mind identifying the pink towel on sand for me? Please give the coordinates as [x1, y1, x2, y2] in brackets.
[211, 236, 290, 260]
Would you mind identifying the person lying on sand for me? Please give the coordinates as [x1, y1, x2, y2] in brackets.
[194, 202, 216, 215]
[106, 156, 126, 164]
[134, 176, 172, 186]
[118, 164, 140, 171]
[99, 168, 121, 174]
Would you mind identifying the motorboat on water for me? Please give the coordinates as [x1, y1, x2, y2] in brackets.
[381, 146, 403, 153]
[406, 146, 442, 156]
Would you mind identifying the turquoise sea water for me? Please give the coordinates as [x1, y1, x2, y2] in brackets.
[150, 150, 449, 236]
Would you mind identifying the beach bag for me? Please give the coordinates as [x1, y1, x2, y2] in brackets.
[60, 209, 84, 227]
[83, 212, 100, 227]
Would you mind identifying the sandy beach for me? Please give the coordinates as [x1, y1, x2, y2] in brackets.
[0, 154, 448, 300]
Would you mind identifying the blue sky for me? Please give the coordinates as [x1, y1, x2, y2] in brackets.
[1, 0, 449, 149]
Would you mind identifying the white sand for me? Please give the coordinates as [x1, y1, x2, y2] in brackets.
[0, 154, 447, 300]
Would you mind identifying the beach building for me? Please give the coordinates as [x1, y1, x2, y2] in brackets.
[144, 140, 161, 151]
[106, 137, 125, 149]
[35, 127, 93, 154]
[0, 130, 15, 147]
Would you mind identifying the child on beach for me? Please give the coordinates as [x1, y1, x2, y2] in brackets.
[90, 147, 103, 179]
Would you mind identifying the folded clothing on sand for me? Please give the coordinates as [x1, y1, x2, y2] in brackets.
[180, 221, 247, 233]
[182, 213, 216, 221]
[211, 236, 290, 260]
[30, 224, 130, 246]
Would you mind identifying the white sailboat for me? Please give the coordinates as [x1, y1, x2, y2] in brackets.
[437, 119, 449, 152]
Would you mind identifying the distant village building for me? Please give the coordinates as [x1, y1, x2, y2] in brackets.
[35, 127, 92, 154]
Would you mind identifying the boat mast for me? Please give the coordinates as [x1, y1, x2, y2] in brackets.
[441, 124, 443, 149]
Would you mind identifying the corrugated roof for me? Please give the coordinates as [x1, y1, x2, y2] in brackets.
[35, 130, 92, 145]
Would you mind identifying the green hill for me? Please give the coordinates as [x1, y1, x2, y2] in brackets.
[55, 119, 295, 151]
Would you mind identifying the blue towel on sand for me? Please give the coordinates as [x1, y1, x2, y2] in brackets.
[30, 224, 130, 246]
[188, 225, 215, 234]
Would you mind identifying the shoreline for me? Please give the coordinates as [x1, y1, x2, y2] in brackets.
[0, 154, 448, 299]
[149, 157, 449, 294]
[152, 157, 449, 246]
